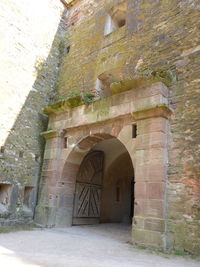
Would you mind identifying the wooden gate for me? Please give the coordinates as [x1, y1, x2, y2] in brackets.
[73, 151, 104, 225]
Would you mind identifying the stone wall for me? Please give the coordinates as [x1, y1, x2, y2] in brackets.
[0, 0, 66, 224]
[35, 81, 171, 251]
[0, 0, 199, 254]
[53, 0, 200, 254]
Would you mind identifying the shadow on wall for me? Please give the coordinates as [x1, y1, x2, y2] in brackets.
[0, 8, 69, 223]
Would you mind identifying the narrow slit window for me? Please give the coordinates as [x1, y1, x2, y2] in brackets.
[132, 125, 137, 139]
[64, 137, 68, 149]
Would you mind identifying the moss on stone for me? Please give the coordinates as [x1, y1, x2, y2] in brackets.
[110, 78, 147, 94]
[136, 67, 177, 87]
[44, 96, 83, 114]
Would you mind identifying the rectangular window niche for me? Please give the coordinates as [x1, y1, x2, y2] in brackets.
[104, 2, 127, 36]
[0, 183, 12, 213]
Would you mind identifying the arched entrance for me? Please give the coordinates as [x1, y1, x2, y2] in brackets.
[35, 82, 171, 249]
[72, 136, 135, 226]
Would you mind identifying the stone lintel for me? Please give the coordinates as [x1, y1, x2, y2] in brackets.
[41, 130, 66, 140]
[132, 105, 172, 121]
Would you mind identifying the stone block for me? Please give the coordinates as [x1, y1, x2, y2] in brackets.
[147, 182, 165, 200]
[134, 95, 167, 112]
[144, 218, 165, 232]
[132, 228, 164, 249]
[135, 162, 166, 182]
[62, 162, 79, 183]
[134, 199, 164, 218]
[137, 117, 168, 134]
[134, 82, 168, 99]
[136, 132, 167, 150]
[134, 199, 147, 217]
[147, 200, 164, 218]
[35, 205, 56, 227]
[42, 159, 57, 171]
[43, 148, 58, 160]
[118, 124, 133, 144]
[135, 148, 166, 166]
[40, 170, 59, 186]
[55, 207, 73, 227]
[135, 182, 146, 199]
[58, 192, 74, 209]
[133, 216, 145, 229]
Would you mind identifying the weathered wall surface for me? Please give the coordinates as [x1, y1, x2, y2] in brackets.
[0, 0, 66, 224]
[1, 0, 199, 254]
[101, 152, 133, 224]
[54, 0, 200, 254]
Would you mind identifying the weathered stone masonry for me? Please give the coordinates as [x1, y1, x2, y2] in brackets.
[35, 82, 172, 251]
[0, 0, 66, 224]
[37, 0, 200, 253]
[0, 0, 199, 255]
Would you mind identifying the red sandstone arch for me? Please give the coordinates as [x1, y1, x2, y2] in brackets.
[60, 132, 135, 226]
[61, 132, 133, 184]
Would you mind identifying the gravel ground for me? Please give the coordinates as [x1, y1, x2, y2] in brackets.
[0, 223, 199, 267]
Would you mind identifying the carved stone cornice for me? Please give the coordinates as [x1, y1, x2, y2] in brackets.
[41, 129, 66, 140]
[132, 105, 173, 121]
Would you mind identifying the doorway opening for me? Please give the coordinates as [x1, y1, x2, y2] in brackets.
[72, 137, 135, 226]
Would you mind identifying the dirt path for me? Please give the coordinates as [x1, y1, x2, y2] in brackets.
[0, 224, 199, 267]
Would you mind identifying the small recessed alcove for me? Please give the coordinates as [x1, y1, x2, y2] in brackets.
[96, 68, 126, 97]
[0, 183, 12, 213]
[104, 2, 127, 36]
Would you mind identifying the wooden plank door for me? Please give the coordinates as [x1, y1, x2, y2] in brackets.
[73, 151, 104, 225]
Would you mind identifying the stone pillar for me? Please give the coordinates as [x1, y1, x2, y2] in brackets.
[132, 106, 171, 249]
[35, 130, 64, 226]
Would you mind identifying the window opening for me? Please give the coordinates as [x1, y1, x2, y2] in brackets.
[95, 78, 104, 98]
[104, 2, 127, 36]
[64, 137, 68, 149]
[132, 125, 137, 139]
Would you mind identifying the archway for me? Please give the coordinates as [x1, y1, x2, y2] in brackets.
[35, 82, 170, 249]
[62, 134, 135, 227]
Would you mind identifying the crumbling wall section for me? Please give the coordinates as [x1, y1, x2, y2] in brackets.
[0, 0, 67, 225]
